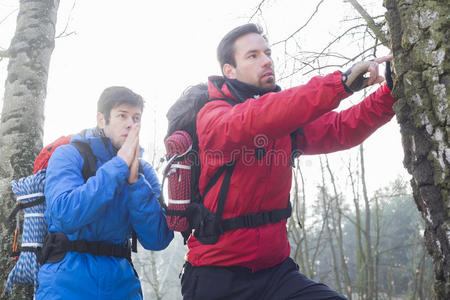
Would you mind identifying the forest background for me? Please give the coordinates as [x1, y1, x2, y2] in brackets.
[1, 0, 446, 299]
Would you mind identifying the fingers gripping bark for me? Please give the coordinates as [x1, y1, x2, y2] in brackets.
[385, 61, 393, 91]
[342, 54, 393, 92]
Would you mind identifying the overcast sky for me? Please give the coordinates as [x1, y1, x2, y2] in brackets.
[0, 0, 410, 196]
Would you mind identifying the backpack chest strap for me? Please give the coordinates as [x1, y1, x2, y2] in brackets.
[219, 202, 292, 231]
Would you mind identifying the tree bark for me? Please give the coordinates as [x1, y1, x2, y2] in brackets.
[0, 0, 59, 298]
[385, 0, 449, 298]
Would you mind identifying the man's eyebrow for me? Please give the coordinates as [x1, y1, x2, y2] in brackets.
[116, 109, 141, 114]
[244, 48, 271, 56]
[244, 49, 258, 55]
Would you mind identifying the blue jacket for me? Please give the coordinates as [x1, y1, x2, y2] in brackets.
[36, 129, 173, 300]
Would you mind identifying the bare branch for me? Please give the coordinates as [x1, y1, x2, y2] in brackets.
[272, 0, 326, 46]
[301, 45, 378, 75]
[0, 8, 18, 27]
[276, 24, 370, 82]
[56, 31, 76, 39]
[248, 0, 267, 22]
[278, 44, 377, 81]
[342, 14, 384, 23]
[345, 0, 389, 45]
[316, 24, 367, 59]
[56, 1, 77, 39]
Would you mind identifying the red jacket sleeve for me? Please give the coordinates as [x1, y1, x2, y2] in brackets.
[197, 71, 350, 155]
[300, 84, 397, 155]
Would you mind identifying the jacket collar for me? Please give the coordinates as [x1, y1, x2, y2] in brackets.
[207, 76, 280, 103]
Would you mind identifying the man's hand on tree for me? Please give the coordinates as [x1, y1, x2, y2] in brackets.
[342, 54, 393, 93]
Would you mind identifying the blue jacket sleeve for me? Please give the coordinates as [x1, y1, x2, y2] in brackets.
[126, 160, 173, 250]
[44, 145, 130, 233]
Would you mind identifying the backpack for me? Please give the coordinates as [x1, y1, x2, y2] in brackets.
[162, 82, 294, 245]
[4, 133, 137, 293]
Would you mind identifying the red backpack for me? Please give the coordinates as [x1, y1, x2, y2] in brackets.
[33, 135, 73, 173]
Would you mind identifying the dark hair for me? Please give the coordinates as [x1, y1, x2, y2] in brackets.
[97, 86, 144, 123]
[217, 23, 265, 70]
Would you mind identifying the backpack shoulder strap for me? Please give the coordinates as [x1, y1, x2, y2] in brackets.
[71, 141, 98, 181]
[212, 162, 236, 221]
[290, 127, 304, 166]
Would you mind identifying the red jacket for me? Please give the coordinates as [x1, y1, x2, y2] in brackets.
[186, 71, 397, 272]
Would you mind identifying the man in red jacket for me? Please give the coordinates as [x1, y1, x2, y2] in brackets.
[181, 23, 396, 300]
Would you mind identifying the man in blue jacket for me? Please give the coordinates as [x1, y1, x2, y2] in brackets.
[36, 86, 174, 299]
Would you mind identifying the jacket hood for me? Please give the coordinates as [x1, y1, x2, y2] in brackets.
[71, 128, 115, 164]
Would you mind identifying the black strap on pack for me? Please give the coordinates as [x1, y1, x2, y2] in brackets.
[220, 202, 292, 231]
[289, 127, 304, 166]
[6, 197, 45, 224]
[211, 162, 236, 222]
[131, 230, 137, 253]
[11, 246, 42, 258]
[71, 141, 98, 180]
[39, 232, 131, 265]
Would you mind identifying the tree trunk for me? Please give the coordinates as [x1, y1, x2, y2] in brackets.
[325, 155, 352, 299]
[298, 166, 314, 278]
[360, 144, 374, 299]
[0, 0, 59, 298]
[374, 195, 380, 300]
[319, 157, 342, 293]
[347, 159, 366, 298]
[290, 167, 306, 274]
[385, 0, 449, 298]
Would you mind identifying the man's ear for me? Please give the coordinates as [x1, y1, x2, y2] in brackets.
[223, 63, 237, 79]
[97, 112, 106, 129]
